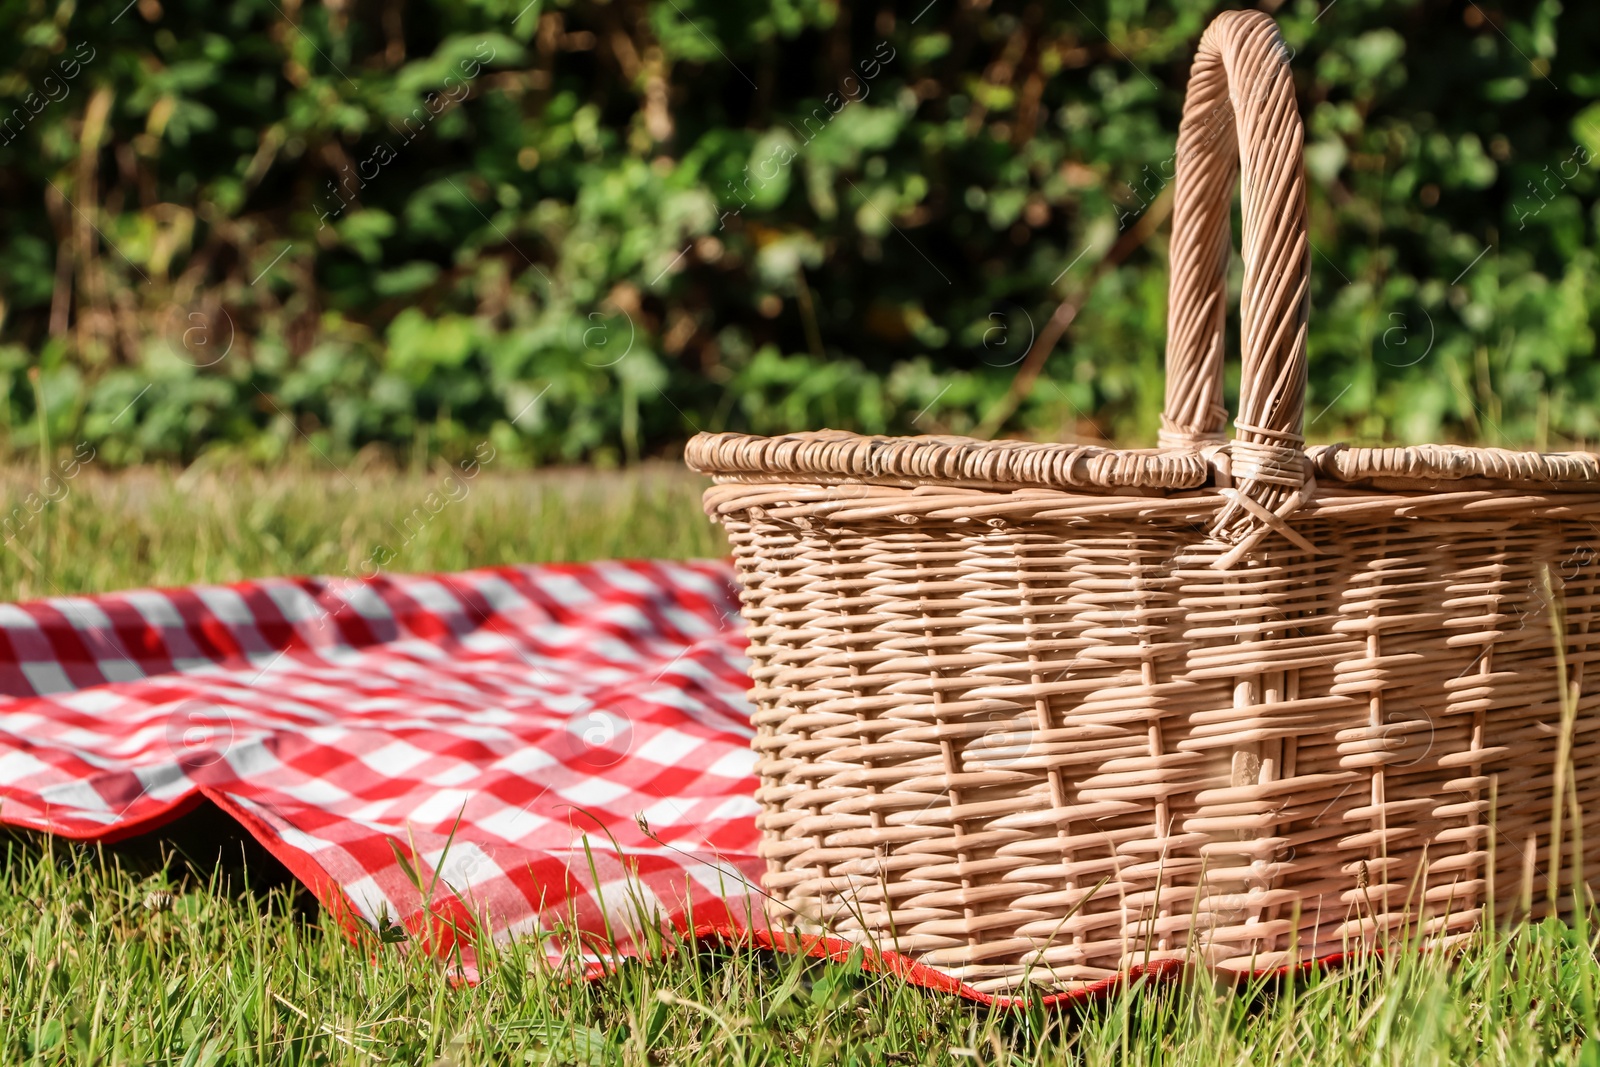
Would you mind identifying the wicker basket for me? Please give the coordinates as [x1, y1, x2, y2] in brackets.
[685, 9, 1600, 995]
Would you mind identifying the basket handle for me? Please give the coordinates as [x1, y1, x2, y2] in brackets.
[1159, 11, 1311, 533]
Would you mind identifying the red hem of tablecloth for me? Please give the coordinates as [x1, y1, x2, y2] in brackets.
[661, 924, 1358, 1007]
[0, 790, 207, 844]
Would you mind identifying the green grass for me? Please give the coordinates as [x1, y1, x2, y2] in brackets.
[2, 461, 1599, 1065]
[0, 459, 723, 599]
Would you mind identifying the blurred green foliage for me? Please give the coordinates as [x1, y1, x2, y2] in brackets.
[0, 0, 1595, 466]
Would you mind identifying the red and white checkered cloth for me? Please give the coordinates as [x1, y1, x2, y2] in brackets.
[0, 561, 773, 964]
[0, 559, 1216, 1005]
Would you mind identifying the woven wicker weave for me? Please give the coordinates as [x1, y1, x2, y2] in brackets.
[686, 10, 1600, 995]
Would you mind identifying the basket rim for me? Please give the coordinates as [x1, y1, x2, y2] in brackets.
[685, 429, 1600, 495]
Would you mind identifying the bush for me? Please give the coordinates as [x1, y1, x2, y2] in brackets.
[0, 0, 1595, 465]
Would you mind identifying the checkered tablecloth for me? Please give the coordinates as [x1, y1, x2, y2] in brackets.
[0, 560, 774, 963]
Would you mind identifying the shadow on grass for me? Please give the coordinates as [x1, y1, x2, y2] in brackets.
[1, 799, 320, 921]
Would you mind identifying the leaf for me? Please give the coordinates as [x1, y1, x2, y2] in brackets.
[521, 1021, 608, 1065]
[387, 838, 425, 895]
[375, 901, 411, 945]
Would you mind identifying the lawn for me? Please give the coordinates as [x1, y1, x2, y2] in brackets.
[2, 461, 1599, 1065]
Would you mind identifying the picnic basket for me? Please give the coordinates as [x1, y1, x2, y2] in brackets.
[684, 9, 1600, 995]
